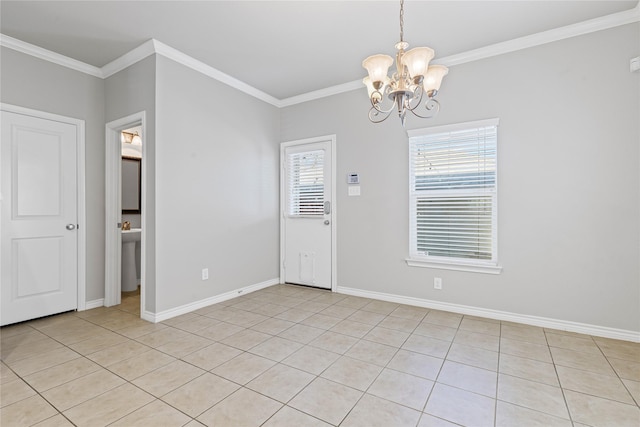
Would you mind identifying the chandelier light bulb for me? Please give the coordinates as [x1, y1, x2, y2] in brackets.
[424, 64, 449, 96]
[362, 54, 393, 85]
[402, 47, 435, 80]
[363, 77, 384, 103]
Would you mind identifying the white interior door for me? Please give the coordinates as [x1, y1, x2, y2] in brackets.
[282, 137, 334, 289]
[1, 110, 78, 325]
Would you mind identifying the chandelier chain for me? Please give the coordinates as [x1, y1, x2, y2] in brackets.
[399, 0, 404, 42]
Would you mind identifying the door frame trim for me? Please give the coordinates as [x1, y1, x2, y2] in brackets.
[280, 135, 337, 291]
[104, 112, 146, 311]
[0, 103, 87, 311]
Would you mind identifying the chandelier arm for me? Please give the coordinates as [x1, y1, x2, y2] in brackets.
[369, 90, 398, 115]
[368, 106, 394, 123]
[368, 90, 383, 109]
[370, 100, 397, 115]
[406, 85, 425, 111]
[407, 98, 441, 119]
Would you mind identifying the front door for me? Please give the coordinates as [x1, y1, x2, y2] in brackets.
[1, 110, 79, 325]
[282, 137, 334, 289]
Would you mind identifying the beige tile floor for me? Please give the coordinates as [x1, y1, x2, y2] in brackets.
[1, 284, 639, 426]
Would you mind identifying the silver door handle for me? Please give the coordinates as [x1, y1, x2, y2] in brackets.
[324, 201, 331, 214]
[66, 224, 76, 230]
[324, 220, 330, 225]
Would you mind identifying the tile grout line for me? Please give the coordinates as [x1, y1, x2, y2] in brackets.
[494, 322, 501, 427]
[544, 328, 576, 425]
[72, 304, 203, 426]
[593, 336, 640, 408]
[2, 316, 154, 426]
[1, 358, 78, 426]
[88, 313, 198, 426]
[420, 312, 461, 422]
[329, 307, 426, 426]
[2, 284, 638, 426]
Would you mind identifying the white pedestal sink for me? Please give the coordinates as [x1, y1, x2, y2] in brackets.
[121, 228, 141, 292]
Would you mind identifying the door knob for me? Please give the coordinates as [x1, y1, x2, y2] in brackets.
[66, 224, 76, 230]
[324, 220, 330, 225]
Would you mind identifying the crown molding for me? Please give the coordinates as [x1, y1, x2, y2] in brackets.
[101, 39, 156, 79]
[438, 3, 640, 68]
[98, 38, 280, 106]
[281, 3, 640, 106]
[279, 80, 364, 108]
[151, 40, 281, 107]
[0, 34, 103, 78]
[2, 3, 638, 106]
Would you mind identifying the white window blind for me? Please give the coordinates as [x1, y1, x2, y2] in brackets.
[287, 150, 325, 216]
[409, 119, 498, 266]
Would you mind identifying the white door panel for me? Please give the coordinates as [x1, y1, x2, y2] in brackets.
[282, 139, 333, 289]
[1, 111, 78, 325]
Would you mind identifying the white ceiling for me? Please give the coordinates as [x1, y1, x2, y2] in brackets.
[1, 1, 638, 100]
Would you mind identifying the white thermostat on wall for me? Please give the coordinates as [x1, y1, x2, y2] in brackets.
[347, 173, 360, 184]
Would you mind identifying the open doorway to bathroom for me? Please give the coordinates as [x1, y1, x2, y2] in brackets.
[120, 126, 142, 314]
[105, 112, 146, 318]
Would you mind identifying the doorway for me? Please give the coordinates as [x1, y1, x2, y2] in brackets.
[1, 104, 86, 325]
[280, 135, 336, 290]
[105, 112, 146, 314]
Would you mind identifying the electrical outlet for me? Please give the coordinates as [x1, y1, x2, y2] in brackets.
[434, 277, 442, 290]
[202, 268, 209, 280]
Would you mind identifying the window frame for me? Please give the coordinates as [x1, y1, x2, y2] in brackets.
[406, 118, 502, 274]
[286, 149, 326, 219]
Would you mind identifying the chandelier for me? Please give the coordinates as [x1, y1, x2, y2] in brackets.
[362, 0, 448, 126]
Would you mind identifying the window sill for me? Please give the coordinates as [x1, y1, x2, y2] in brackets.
[405, 258, 503, 275]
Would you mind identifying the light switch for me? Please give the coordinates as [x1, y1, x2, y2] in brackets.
[348, 186, 361, 196]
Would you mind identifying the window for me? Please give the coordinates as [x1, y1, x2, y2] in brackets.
[287, 150, 325, 216]
[407, 118, 501, 274]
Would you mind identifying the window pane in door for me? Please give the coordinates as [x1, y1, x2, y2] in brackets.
[288, 150, 324, 216]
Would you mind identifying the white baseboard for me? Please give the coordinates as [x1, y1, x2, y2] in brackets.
[336, 286, 640, 343]
[143, 278, 280, 323]
[83, 299, 104, 310]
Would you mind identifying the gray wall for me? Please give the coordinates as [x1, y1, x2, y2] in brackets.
[1, 47, 280, 315]
[281, 24, 640, 332]
[2, 22, 637, 333]
[105, 55, 157, 311]
[154, 56, 280, 312]
[0, 47, 106, 301]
